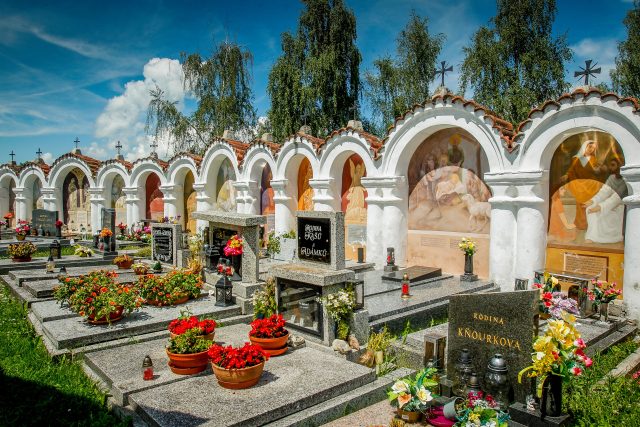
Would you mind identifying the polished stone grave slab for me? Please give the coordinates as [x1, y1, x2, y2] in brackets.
[382, 266, 442, 283]
[40, 295, 241, 350]
[359, 269, 453, 297]
[10, 264, 120, 283]
[127, 338, 375, 427]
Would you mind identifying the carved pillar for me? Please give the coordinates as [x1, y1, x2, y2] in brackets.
[621, 165, 640, 322]
[310, 178, 338, 212]
[13, 187, 27, 221]
[193, 182, 212, 232]
[160, 184, 182, 222]
[361, 177, 391, 268]
[124, 187, 144, 226]
[271, 179, 296, 234]
[88, 187, 105, 234]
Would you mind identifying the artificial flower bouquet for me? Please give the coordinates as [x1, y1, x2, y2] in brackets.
[216, 262, 235, 277]
[454, 391, 510, 427]
[317, 287, 356, 340]
[387, 368, 438, 413]
[249, 314, 288, 339]
[74, 245, 94, 257]
[458, 237, 477, 256]
[15, 220, 30, 236]
[55, 220, 64, 228]
[533, 272, 562, 315]
[208, 343, 269, 370]
[223, 234, 244, 256]
[587, 280, 622, 305]
[518, 312, 592, 397]
[99, 228, 113, 238]
[8, 241, 37, 258]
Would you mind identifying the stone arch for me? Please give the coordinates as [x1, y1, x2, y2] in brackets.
[48, 157, 95, 227]
[17, 165, 47, 221]
[0, 168, 18, 220]
[199, 142, 241, 212]
[129, 160, 167, 188]
[96, 163, 130, 226]
[242, 146, 277, 236]
[165, 156, 199, 230]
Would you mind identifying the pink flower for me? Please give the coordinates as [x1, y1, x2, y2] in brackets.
[570, 366, 583, 376]
[574, 338, 586, 349]
[584, 357, 593, 368]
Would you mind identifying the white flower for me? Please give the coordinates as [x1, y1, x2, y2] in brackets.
[416, 386, 433, 404]
[391, 380, 409, 394]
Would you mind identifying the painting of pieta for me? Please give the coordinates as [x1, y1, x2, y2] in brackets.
[548, 131, 626, 250]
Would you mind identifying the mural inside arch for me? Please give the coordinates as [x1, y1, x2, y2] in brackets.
[297, 157, 314, 211]
[63, 168, 91, 230]
[145, 174, 164, 220]
[32, 179, 43, 210]
[111, 175, 126, 226]
[184, 171, 197, 233]
[9, 180, 15, 214]
[546, 131, 626, 287]
[216, 158, 236, 212]
[407, 128, 491, 276]
[342, 154, 367, 261]
[260, 164, 275, 235]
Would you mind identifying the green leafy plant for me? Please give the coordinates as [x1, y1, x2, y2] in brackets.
[167, 328, 212, 354]
[317, 287, 356, 340]
[7, 242, 37, 258]
[137, 268, 203, 305]
[367, 326, 395, 352]
[281, 230, 296, 239]
[252, 277, 278, 319]
[266, 231, 281, 255]
[152, 260, 162, 271]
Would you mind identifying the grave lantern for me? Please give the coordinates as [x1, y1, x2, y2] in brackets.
[59, 266, 67, 274]
[93, 233, 100, 248]
[142, 355, 154, 381]
[453, 348, 474, 396]
[386, 247, 395, 266]
[346, 279, 365, 310]
[215, 260, 234, 307]
[49, 239, 61, 260]
[401, 273, 411, 299]
[46, 255, 55, 273]
[484, 354, 510, 410]
[464, 372, 483, 397]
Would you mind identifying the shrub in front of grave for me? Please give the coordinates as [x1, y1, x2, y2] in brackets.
[164, 268, 203, 299]
[317, 287, 356, 341]
[8, 241, 37, 261]
[387, 368, 438, 423]
[53, 270, 119, 304]
[131, 262, 149, 275]
[249, 314, 289, 356]
[361, 326, 395, 369]
[252, 277, 277, 319]
[65, 271, 143, 324]
[168, 310, 217, 340]
[74, 245, 94, 257]
[166, 328, 213, 375]
[452, 391, 510, 426]
[138, 268, 202, 306]
[113, 254, 134, 269]
[208, 343, 269, 389]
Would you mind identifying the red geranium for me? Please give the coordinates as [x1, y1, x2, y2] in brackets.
[249, 314, 288, 339]
[168, 315, 217, 335]
[208, 343, 269, 370]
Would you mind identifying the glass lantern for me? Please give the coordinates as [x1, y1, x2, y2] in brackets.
[453, 348, 474, 396]
[386, 247, 395, 267]
[484, 353, 510, 410]
[464, 372, 483, 398]
[46, 255, 55, 273]
[49, 239, 61, 260]
[401, 273, 411, 299]
[142, 355, 154, 380]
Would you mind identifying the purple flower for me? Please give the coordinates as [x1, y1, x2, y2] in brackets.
[549, 292, 580, 319]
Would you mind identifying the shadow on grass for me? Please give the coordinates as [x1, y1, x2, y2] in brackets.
[0, 367, 129, 427]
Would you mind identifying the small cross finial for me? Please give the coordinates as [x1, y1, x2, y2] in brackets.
[73, 137, 80, 150]
[36, 148, 42, 160]
[150, 140, 158, 153]
[349, 100, 359, 121]
[301, 111, 308, 126]
[574, 59, 601, 86]
[9, 150, 15, 163]
[115, 141, 122, 155]
[435, 61, 453, 88]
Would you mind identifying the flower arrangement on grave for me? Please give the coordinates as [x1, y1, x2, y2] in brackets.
[117, 222, 127, 234]
[55, 219, 64, 228]
[518, 312, 592, 398]
[387, 368, 438, 422]
[547, 293, 579, 319]
[74, 245, 94, 257]
[53, 270, 119, 303]
[453, 391, 510, 427]
[64, 270, 142, 324]
[317, 287, 356, 341]
[168, 310, 217, 338]
[458, 237, 477, 256]
[208, 343, 269, 389]
[15, 220, 30, 237]
[587, 280, 621, 306]
[8, 241, 37, 261]
[248, 314, 289, 356]
[216, 262, 235, 277]
[113, 254, 134, 269]
[166, 328, 213, 375]
[252, 277, 277, 319]
[131, 262, 149, 275]
[100, 228, 113, 238]
[223, 234, 243, 256]
[532, 272, 561, 316]
[138, 268, 203, 306]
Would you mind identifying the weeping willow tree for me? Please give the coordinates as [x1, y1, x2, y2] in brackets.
[146, 41, 256, 154]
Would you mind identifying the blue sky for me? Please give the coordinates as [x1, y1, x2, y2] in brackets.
[0, 0, 634, 164]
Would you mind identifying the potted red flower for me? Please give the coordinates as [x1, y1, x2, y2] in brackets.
[55, 220, 64, 237]
[117, 222, 127, 235]
[15, 220, 30, 241]
[166, 328, 213, 375]
[168, 312, 217, 341]
[208, 343, 269, 389]
[249, 314, 289, 356]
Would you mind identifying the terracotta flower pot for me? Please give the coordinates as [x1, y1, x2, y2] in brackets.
[166, 348, 209, 375]
[249, 333, 289, 356]
[133, 267, 149, 275]
[397, 409, 422, 423]
[11, 256, 32, 263]
[170, 331, 214, 341]
[116, 259, 134, 269]
[211, 361, 265, 389]
[15, 234, 25, 241]
[87, 306, 124, 325]
[146, 295, 189, 307]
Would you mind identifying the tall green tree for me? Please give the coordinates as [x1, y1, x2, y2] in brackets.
[268, 0, 361, 140]
[611, 0, 640, 98]
[365, 12, 444, 136]
[146, 41, 256, 154]
[460, 0, 572, 124]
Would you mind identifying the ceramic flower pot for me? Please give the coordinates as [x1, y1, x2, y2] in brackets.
[146, 295, 189, 307]
[249, 333, 289, 356]
[87, 306, 124, 325]
[442, 397, 463, 420]
[170, 331, 214, 341]
[166, 348, 210, 375]
[397, 409, 421, 423]
[11, 256, 32, 263]
[16, 234, 25, 241]
[211, 361, 265, 389]
[116, 260, 134, 269]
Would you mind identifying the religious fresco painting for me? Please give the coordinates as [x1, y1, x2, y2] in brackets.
[111, 175, 126, 226]
[145, 173, 164, 220]
[260, 164, 275, 236]
[9, 180, 15, 214]
[341, 154, 367, 260]
[297, 157, 314, 211]
[183, 171, 197, 233]
[407, 128, 491, 276]
[546, 131, 626, 288]
[62, 168, 91, 230]
[215, 158, 236, 212]
[32, 179, 43, 210]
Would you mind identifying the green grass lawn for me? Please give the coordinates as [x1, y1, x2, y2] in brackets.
[0, 286, 128, 426]
[0, 245, 76, 260]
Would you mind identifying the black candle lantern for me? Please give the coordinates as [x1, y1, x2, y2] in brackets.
[93, 233, 100, 249]
[453, 348, 474, 396]
[215, 262, 234, 307]
[484, 354, 510, 409]
[203, 244, 211, 270]
[49, 239, 61, 260]
[346, 279, 365, 310]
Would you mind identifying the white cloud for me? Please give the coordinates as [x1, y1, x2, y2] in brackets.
[84, 142, 108, 159]
[41, 152, 54, 164]
[95, 58, 186, 160]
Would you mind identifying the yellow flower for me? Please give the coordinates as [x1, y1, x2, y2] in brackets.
[551, 277, 559, 286]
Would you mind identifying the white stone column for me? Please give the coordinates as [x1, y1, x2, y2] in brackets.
[193, 183, 212, 233]
[88, 187, 105, 234]
[621, 165, 640, 322]
[13, 187, 27, 221]
[233, 181, 258, 214]
[271, 179, 296, 234]
[361, 177, 387, 268]
[372, 176, 408, 267]
[124, 187, 144, 226]
[160, 184, 182, 222]
[310, 178, 338, 212]
[41, 187, 57, 214]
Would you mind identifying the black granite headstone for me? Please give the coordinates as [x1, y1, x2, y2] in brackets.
[447, 290, 539, 404]
[32, 209, 58, 236]
[101, 208, 116, 251]
[297, 217, 331, 264]
[152, 227, 174, 263]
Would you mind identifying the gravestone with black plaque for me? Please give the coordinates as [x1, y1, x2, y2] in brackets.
[32, 209, 58, 237]
[101, 208, 116, 252]
[152, 227, 174, 263]
[446, 290, 539, 404]
[297, 217, 331, 265]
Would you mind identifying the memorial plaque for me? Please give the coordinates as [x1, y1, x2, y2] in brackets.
[346, 224, 366, 245]
[563, 253, 608, 280]
[297, 217, 331, 264]
[152, 227, 174, 263]
[31, 209, 58, 236]
[76, 211, 88, 229]
[447, 290, 538, 403]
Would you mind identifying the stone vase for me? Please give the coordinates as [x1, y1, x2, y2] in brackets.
[540, 374, 563, 418]
[599, 302, 609, 322]
[464, 253, 474, 275]
[231, 255, 242, 278]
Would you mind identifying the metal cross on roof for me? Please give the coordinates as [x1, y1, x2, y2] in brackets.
[435, 61, 453, 88]
[115, 141, 122, 155]
[574, 59, 601, 86]
[9, 151, 15, 163]
[301, 111, 308, 126]
[73, 137, 80, 150]
[36, 148, 42, 160]
[349, 100, 359, 121]
[150, 140, 158, 153]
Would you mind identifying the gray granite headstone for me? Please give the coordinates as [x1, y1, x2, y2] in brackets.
[101, 208, 116, 251]
[151, 223, 182, 266]
[447, 289, 539, 404]
[31, 209, 58, 236]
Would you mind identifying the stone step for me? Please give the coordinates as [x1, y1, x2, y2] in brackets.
[23, 279, 61, 298]
[127, 342, 377, 427]
[263, 367, 414, 427]
[0, 256, 112, 275]
[1, 274, 52, 307]
[586, 323, 637, 358]
[39, 294, 242, 350]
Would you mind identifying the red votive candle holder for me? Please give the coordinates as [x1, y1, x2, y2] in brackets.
[142, 355, 154, 380]
[401, 273, 411, 299]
